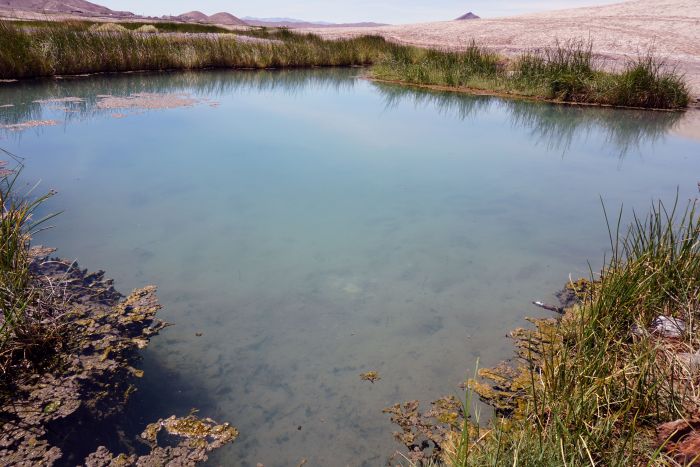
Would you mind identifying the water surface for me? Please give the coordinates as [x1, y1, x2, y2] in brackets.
[1, 69, 699, 466]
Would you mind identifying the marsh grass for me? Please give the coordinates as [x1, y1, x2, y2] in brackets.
[374, 40, 690, 109]
[6, 19, 233, 34]
[442, 196, 700, 465]
[372, 41, 502, 89]
[0, 22, 688, 109]
[0, 20, 395, 79]
[0, 155, 60, 375]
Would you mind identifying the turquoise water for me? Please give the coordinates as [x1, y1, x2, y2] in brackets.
[1, 69, 699, 466]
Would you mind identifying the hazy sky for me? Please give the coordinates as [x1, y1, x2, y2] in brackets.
[97, 0, 623, 23]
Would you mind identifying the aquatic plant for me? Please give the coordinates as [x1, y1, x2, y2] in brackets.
[360, 370, 381, 383]
[0, 156, 59, 371]
[0, 20, 396, 79]
[373, 40, 691, 109]
[372, 41, 501, 89]
[389, 196, 700, 465]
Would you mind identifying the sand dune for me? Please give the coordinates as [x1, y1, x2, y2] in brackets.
[304, 0, 700, 97]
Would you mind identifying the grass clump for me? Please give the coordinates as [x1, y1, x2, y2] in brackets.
[0, 156, 61, 375]
[398, 197, 700, 465]
[607, 55, 690, 109]
[372, 41, 501, 88]
[513, 40, 597, 101]
[134, 25, 159, 34]
[374, 40, 690, 109]
[88, 22, 130, 33]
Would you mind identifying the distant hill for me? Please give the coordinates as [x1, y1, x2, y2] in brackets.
[0, 0, 133, 16]
[175, 10, 247, 26]
[208, 12, 247, 26]
[177, 10, 209, 22]
[243, 16, 388, 28]
[455, 12, 480, 20]
[242, 16, 331, 24]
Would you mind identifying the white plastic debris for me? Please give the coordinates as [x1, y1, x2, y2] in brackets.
[651, 315, 686, 338]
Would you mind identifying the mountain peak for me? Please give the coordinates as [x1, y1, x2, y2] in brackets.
[455, 12, 480, 20]
[177, 11, 209, 22]
[208, 12, 246, 26]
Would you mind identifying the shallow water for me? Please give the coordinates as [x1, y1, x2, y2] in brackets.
[2, 69, 699, 466]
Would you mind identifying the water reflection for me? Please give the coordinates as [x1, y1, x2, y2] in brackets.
[2, 69, 687, 157]
[0, 68, 357, 134]
[374, 82, 685, 156]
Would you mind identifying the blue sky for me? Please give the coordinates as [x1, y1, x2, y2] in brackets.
[98, 0, 621, 23]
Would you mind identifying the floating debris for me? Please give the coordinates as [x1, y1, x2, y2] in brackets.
[360, 371, 381, 383]
[656, 419, 700, 465]
[0, 160, 13, 177]
[0, 120, 59, 131]
[33, 97, 85, 104]
[97, 92, 201, 111]
[532, 300, 563, 313]
[652, 315, 686, 338]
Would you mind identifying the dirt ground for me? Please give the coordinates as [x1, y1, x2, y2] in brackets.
[302, 0, 700, 99]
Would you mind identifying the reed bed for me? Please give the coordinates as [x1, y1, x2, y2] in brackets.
[0, 20, 394, 78]
[0, 21, 689, 109]
[438, 197, 700, 466]
[5, 19, 234, 34]
[373, 40, 690, 109]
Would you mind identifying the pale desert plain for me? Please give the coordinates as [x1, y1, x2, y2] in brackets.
[303, 0, 700, 99]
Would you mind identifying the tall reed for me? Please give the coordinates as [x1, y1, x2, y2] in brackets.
[444, 197, 700, 465]
[0, 157, 57, 371]
[0, 20, 394, 79]
[375, 40, 690, 109]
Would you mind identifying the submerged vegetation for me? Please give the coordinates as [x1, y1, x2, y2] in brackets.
[0, 21, 690, 109]
[0, 160, 237, 464]
[388, 197, 700, 465]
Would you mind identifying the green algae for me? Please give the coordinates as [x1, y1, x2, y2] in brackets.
[43, 400, 61, 414]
